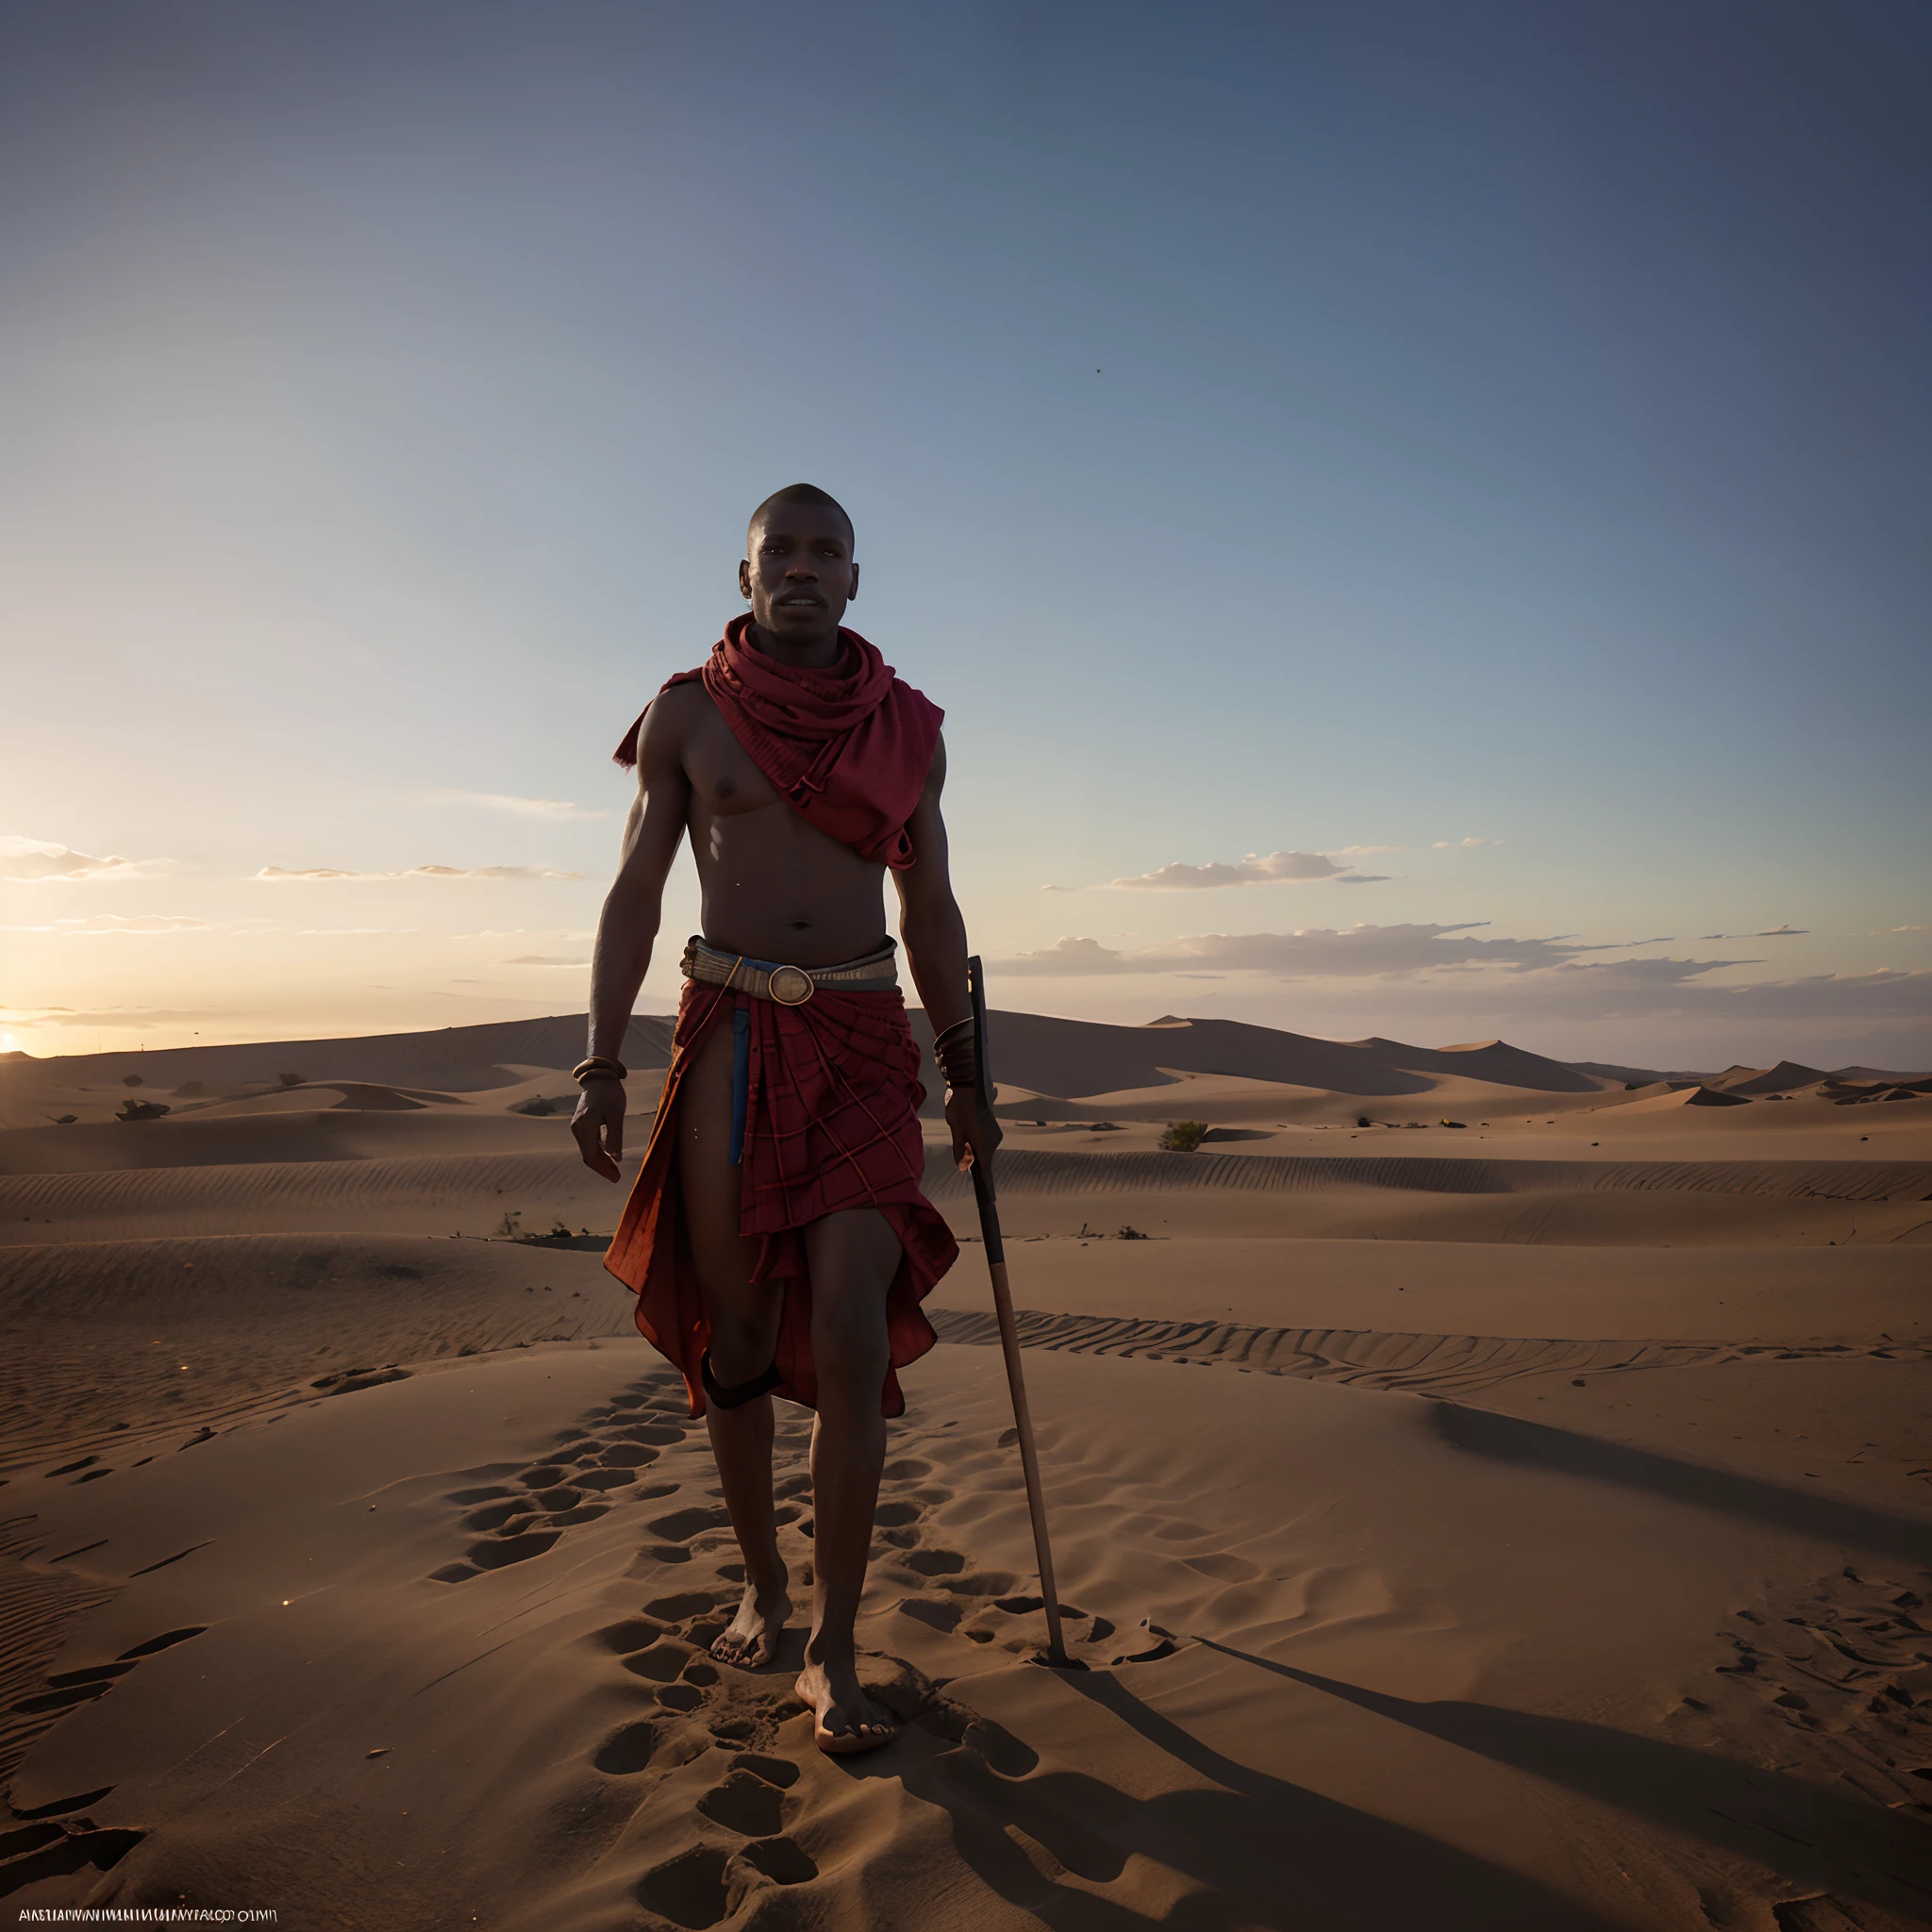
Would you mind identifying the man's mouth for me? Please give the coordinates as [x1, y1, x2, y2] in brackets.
[774, 593, 824, 608]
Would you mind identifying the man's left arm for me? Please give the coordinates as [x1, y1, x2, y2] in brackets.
[893, 734, 1002, 1173]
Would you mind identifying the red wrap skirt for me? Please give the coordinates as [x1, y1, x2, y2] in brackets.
[603, 978, 958, 1417]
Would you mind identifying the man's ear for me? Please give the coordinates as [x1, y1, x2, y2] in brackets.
[848, 560, 859, 603]
[738, 558, 752, 600]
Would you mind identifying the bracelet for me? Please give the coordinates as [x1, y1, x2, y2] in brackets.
[572, 1056, 628, 1085]
[932, 1018, 978, 1091]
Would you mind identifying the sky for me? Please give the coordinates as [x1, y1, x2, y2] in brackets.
[3, 0, 1928, 1072]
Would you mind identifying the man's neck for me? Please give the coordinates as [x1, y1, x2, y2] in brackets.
[744, 619, 847, 673]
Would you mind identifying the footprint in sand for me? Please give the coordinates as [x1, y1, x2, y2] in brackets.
[900, 1547, 967, 1576]
[695, 1765, 788, 1836]
[457, 1529, 561, 1574]
[644, 1592, 720, 1621]
[428, 1376, 699, 1582]
[634, 1842, 735, 1925]
[591, 1720, 663, 1775]
[575, 1465, 641, 1490]
[635, 1833, 820, 1928]
[647, 1506, 734, 1544]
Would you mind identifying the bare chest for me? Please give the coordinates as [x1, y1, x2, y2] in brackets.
[681, 706, 785, 818]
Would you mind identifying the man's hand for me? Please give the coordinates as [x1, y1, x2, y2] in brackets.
[572, 1079, 627, 1182]
[944, 1083, 1003, 1174]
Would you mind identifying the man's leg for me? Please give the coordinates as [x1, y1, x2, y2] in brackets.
[796, 1206, 904, 1752]
[676, 1014, 790, 1668]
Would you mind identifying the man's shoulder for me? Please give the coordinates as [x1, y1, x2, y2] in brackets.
[651, 674, 711, 717]
[642, 675, 722, 736]
[619, 674, 713, 769]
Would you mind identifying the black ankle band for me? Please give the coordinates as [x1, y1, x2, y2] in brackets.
[701, 1350, 783, 1409]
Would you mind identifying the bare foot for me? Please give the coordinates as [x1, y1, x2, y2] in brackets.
[711, 1578, 791, 1669]
[795, 1655, 898, 1756]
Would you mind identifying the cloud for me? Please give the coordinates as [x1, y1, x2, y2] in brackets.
[254, 863, 586, 883]
[1698, 925, 1809, 940]
[1103, 850, 1390, 891]
[1, 835, 175, 882]
[1434, 837, 1500, 849]
[421, 791, 606, 821]
[1045, 846, 1402, 894]
[998, 923, 1618, 978]
[991, 923, 1930, 1026]
[502, 954, 591, 967]
[0, 913, 210, 935]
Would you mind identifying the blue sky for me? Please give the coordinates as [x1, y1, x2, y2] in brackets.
[3, 1, 1927, 1067]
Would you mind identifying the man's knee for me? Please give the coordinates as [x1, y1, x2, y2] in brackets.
[812, 1302, 890, 1391]
[707, 1305, 779, 1383]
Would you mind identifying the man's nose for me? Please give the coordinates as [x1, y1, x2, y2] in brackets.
[783, 558, 818, 577]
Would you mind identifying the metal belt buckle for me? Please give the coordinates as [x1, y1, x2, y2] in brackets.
[767, 964, 814, 1006]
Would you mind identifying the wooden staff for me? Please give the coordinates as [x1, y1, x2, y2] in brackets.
[965, 955, 1071, 1668]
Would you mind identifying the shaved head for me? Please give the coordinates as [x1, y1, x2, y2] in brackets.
[749, 482, 854, 550]
[739, 484, 859, 651]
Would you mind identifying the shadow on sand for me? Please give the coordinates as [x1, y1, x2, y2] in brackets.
[1426, 1398, 1932, 1568]
[1193, 1641, 1932, 1924]
[847, 1672, 1638, 1930]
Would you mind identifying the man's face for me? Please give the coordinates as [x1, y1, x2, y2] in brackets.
[738, 506, 858, 644]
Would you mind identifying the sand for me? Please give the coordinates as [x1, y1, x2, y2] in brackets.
[2, 1010, 1929, 1927]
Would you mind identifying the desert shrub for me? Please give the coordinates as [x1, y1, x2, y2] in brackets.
[1117, 1225, 1149, 1241]
[1158, 1120, 1208, 1153]
[123, 1074, 143, 1087]
[278, 1073, 305, 1088]
[513, 1094, 577, 1117]
[494, 1209, 524, 1239]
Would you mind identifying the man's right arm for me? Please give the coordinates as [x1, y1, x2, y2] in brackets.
[573, 694, 691, 1181]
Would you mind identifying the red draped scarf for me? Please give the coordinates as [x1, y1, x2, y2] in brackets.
[614, 615, 943, 868]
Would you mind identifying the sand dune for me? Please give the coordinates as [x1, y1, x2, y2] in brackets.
[965, 1011, 1611, 1102]
[4, 1010, 1929, 1924]
[1708, 1060, 1831, 1095]
[1614, 1082, 1752, 1110]
[0, 1014, 676, 1106]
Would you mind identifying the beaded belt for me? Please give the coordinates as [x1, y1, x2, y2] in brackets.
[679, 935, 899, 1007]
